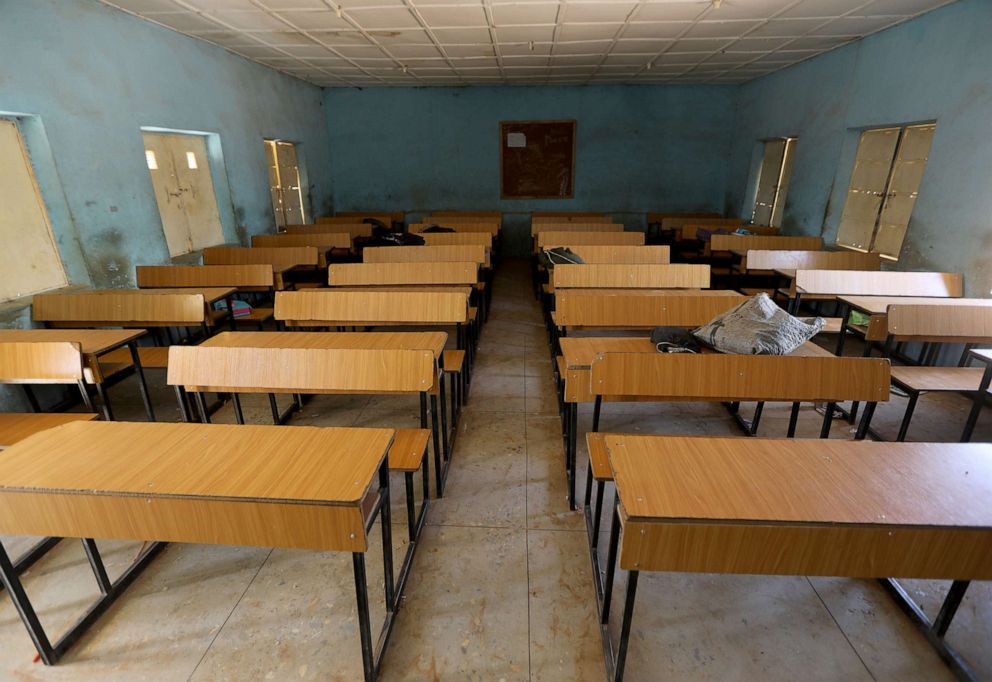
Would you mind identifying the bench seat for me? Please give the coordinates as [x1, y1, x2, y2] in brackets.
[587, 432, 613, 482]
[388, 428, 431, 472]
[891, 366, 990, 393]
[100, 346, 171, 369]
[0, 413, 98, 449]
[442, 350, 465, 374]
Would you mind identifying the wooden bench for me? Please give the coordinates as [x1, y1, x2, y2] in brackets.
[559, 245, 669, 264]
[599, 434, 992, 682]
[531, 222, 624, 236]
[420, 232, 494, 247]
[536, 231, 644, 251]
[285, 223, 373, 238]
[796, 271, 965, 352]
[737, 249, 879, 297]
[551, 263, 709, 291]
[0, 330, 155, 420]
[169, 341, 446, 497]
[328, 262, 479, 287]
[251, 232, 351, 256]
[709, 234, 823, 254]
[317, 213, 394, 226]
[571, 349, 891, 517]
[363, 245, 490, 268]
[410, 222, 499, 235]
[0, 421, 402, 682]
[275, 288, 475, 405]
[136, 263, 284, 292]
[135, 265, 279, 328]
[853, 303, 992, 441]
[203, 246, 320, 270]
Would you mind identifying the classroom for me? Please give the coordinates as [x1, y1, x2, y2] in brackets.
[0, 0, 990, 680]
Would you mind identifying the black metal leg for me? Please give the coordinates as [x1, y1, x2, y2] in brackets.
[94, 382, 115, 421]
[22, 384, 41, 412]
[835, 303, 851, 356]
[787, 402, 801, 437]
[127, 341, 156, 422]
[77, 380, 95, 412]
[430, 394, 445, 496]
[961, 363, 992, 442]
[896, 393, 919, 441]
[174, 386, 192, 422]
[819, 402, 835, 438]
[855, 402, 877, 440]
[352, 552, 375, 682]
[81, 539, 112, 594]
[601, 498, 621, 624]
[934, 580, 970, 637]
[439, 376, 450, 461]
[268, 394, 280, 424]
[405, 473, 416, 542]
[0, 537, 61, 595]
[0, 541, 55, 663]
[592, 395, 602, 433]
[231, 393, 246, 425]
[612, 570, 640, 682]
[750, 401, 764, 435]
[195, 392, 211, 424]
[567, 402, 577, 511]
[378, 460, 395, 612]
[0, 539, 164, 666]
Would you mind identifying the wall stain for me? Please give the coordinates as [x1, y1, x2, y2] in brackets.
[82, 227, 133, 288]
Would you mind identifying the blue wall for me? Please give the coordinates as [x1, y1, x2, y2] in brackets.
[0, 0, 332, 291]
[728, 0, 992, 296]
[324, 85, 738, 254]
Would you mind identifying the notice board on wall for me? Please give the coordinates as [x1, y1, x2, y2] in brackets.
[500, 120, 576, 199]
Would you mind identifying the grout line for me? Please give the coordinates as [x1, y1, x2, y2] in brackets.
[805, 576, 878, 682]
[187, 548, 274, 681]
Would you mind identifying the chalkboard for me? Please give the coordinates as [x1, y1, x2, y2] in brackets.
[500, 120, 576, 199]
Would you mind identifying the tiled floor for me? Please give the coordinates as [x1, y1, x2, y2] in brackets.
[1, 260, 990, 681]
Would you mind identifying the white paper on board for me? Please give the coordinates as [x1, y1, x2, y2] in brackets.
[507, 132, 526, 148]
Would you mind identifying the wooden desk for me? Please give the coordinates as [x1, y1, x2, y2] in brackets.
[34, 288, 236, 329]
[600, 434, 992, 681]
[0, 421, 399, 681]
[0, 413, 96, 449]
[201, 330, 446, 358]
[0, 329, 153, 421]
[836, 296, 992, 353]
[173, 332, 452, 495]
[556, 337, 845, 509]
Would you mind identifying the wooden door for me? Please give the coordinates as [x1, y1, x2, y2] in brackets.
[144, 132, 224, 256]
[0, 120, 67, 300]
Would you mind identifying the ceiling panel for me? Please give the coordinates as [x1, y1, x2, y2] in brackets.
[99, 0, 959, 86]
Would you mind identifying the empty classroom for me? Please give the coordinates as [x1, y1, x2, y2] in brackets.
[1, 1, 991, 681]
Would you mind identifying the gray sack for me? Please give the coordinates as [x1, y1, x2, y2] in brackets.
[692, 293, 824, 355]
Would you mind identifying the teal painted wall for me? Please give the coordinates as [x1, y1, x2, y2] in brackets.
[728, 0, 992, 296]
[0, 0, 332, 292]
[324, 85, 738, 255]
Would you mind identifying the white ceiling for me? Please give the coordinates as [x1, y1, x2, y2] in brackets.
[100, 0, 956, 87]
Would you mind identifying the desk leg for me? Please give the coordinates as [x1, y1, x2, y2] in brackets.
[612, 570, 639, 682]
[567, 402, 577, 511]
[0, 539, 164, 665]
[601, 498, 621, 625]
[0, 537, 61, 594]
[128, 341, 156, 422]
[880, 578, 977, 680]
[961, 363, 992, 442]
[174, 386, 192, 422]
[835, 303, 851, 356]
[787, 403, 801, 437]
[430, 394, 446, 496]
[352, 459, 399, 682]
[94, 382, 115, 422]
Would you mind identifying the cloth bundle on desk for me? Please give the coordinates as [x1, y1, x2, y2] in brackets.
[538, 247, 583, 269]
[421, 224, 456, 233]
[693, 293, 824, 355]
